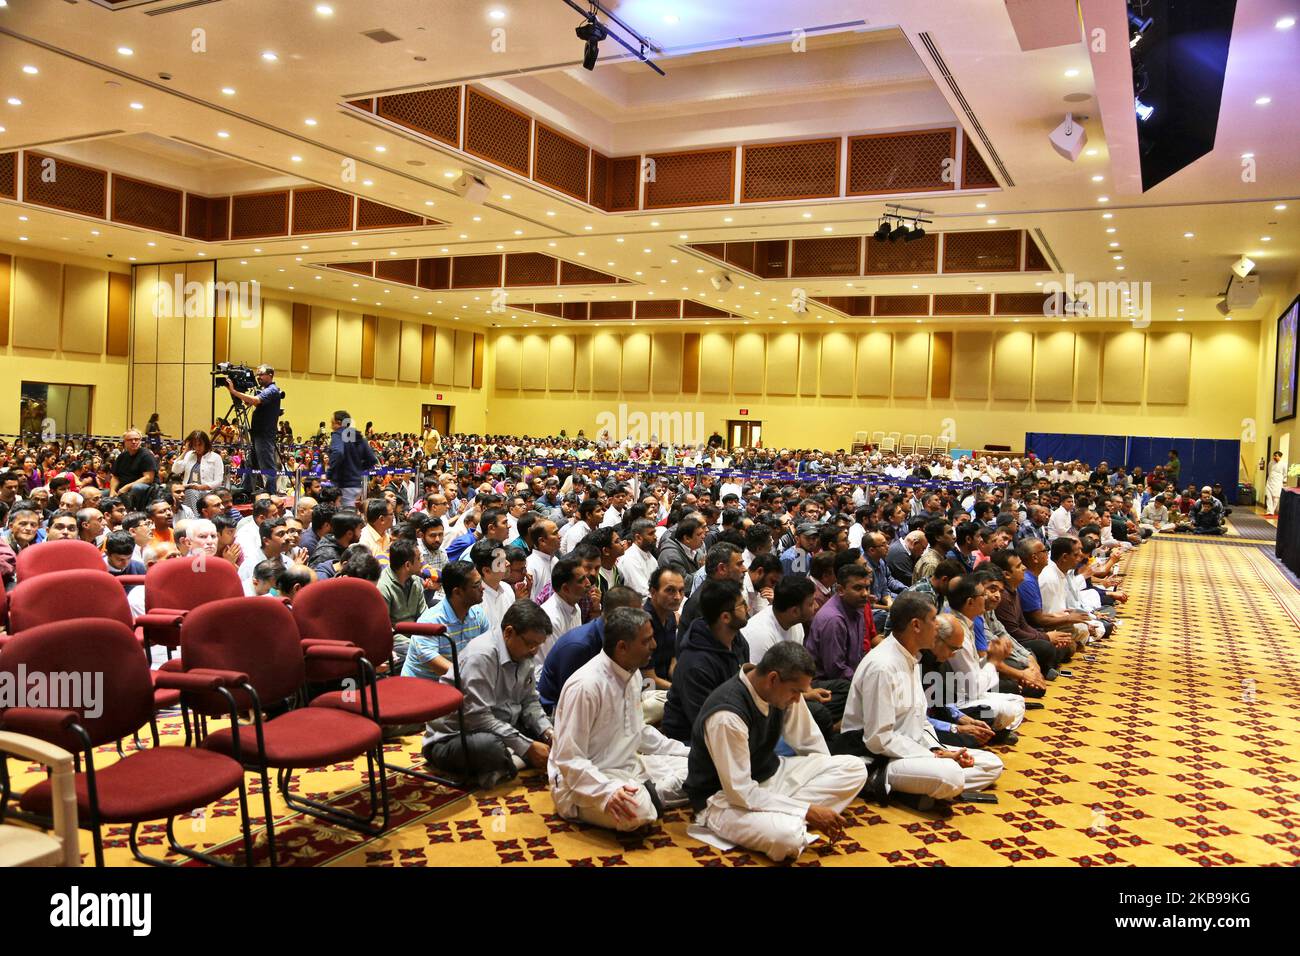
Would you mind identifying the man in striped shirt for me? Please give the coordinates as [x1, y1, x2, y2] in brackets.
[402, 560, 489, 681]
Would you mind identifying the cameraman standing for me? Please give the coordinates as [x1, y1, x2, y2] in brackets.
[226, 364, 283, 494]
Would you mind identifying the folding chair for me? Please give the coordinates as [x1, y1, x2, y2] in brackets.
[900, 433, 917, 455]
[138, 555, 244, 668]
[872, 431, 887, 449]
[933, 435, 951, 456]
[880, 435, 897, 453]
[916, 434, 933, 455]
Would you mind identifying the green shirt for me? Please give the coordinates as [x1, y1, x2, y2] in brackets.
[378, 566, 427, 626]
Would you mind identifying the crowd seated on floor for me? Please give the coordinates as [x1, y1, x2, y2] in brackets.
[0, 421, 1231, 864]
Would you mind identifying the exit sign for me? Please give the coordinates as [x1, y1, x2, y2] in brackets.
[739, 409, 748, 416]
[436, 394, 443, 400]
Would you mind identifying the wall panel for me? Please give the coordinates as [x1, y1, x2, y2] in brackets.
[592, 332, 621, 391]
[183, 262, 215, 360]
[290, 302, 310, 373]
[154, 364, 184, 437]
[992, 330, 1033, 400]
[893, 331, 930, 397]
[374, 316, 399, 380]
[398, 321, 422, 382]
[700, 332, 733, 394]
[1033, 330, 1075, 401]
[308, 306, 338, 375]
[732, 332, 765, 395]
[335, 310, 362, 376]
[765, 332, 799, 395]
[855, 331, 892, 397]
[574, 333, 593, 391]
[1146, 331, 1191, 404]
[495, 332, 522, 389]
[453, 330, 473, 388]
[433, 327, 455, 386]
[154, 264, 189, 363]
[258, 299, 291, 371]
[13, 257, 63, 350]
[820, 331, 855, 396]
[131, 265, 158, 363]
[1075, 331, 1100, 403]
[651, 332, 681, 393]
[106, 272, 131, 357]
[952, 331, 992, 400]
[797, 332, 820, 396]
[420, 326, 436, 384]
[130, 363, 156, 434]
[622, 332, 651, 392]
[0, 255, 11, 348]
[182, 364, 213, 437]
[60, 265, 108, 354]
[521, 334, 549, 390]
[229, 296, 264, 365]
[930, 331, 953, 399]
[1102, 329, 1144, 403]
[549, 333, 576, 391]
[360, 315, 376, 378]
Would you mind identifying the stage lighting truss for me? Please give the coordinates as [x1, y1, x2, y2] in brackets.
[872, 205, 933, 243]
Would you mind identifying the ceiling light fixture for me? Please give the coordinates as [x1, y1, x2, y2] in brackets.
[21, 65, 37, 75]
[222, 87, 236, 95]
[261, 51, 279, 62]
[117, 46, 134, 56]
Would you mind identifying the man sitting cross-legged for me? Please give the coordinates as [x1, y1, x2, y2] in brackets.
[684, 642, 867, 862]
[833, 593, 1003, 811]
[548, 606, 691, 832]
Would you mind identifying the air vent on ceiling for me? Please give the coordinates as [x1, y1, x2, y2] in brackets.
[917, 31, 1015, 188]
[362, 29, 403, 44]
[145, 0, 226, 14]
[1032, 228, 1063, 273]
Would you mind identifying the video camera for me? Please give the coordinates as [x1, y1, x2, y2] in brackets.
[212, 362, 258, 392]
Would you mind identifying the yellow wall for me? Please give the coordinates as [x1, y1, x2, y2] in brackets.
[1252, 264, 1300, 497]
[486, 321, 1260, 453]
[221, 286, 486, 437]
[0, 242, 132, 436]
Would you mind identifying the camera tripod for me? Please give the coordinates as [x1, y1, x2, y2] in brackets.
[215, 397, 280, 499]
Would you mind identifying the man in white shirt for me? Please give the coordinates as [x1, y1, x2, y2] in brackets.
[1039, 536, 1105, 644]
[836, 593, 1003, 808]
[601, 484, 629, 528]
[470, 539, 520, 637]
[682, 641, 866, 862]
[548, 606, 690, 832]
[539, 557, 586, 664]
[1265, 451, 1286, 516]
[941, 587, 1025, 734]
[560, 498, 604, 555]
[525, 518, 561, 601]
[743, 574, 815, 664]
[1046, 495, 1074, 542]
[616, 518, 660, 597]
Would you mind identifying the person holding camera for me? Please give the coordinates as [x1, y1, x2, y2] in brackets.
[226, 364, 283, 494]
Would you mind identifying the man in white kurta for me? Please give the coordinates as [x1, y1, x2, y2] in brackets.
[615, 521, 659, 597]
[688, 643, 866, 862]
[1265, 451, 1286, 515]
[838, 594, 1002, 802]
[548, 607, 689, 831]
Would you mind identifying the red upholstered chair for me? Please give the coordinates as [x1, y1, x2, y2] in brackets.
[14, 540, 106, 582]
[178, 597, 388, 866]
[292, 577, 469, 787]
[0, 619, 254, 867]
[139, 554, 243, 665]
[4, 570, 186, 715]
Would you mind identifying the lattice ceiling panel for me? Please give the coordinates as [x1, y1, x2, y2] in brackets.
[847, 128, 955, 196]
[741, 138, 839, 202]
[111, 175, 182, 234]
[644, 149, 734, 209]
[378, 88, 460, 147]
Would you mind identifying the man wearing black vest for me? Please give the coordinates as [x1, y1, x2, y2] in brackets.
[684, 641, 867, 862]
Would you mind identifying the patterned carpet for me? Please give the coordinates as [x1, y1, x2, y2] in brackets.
[5, 534, 1300, 867]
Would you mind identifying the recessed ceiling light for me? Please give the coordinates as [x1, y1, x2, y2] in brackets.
[459, 234, 468, 239]
[1274, 203, 1287, 211]
[1097, 195, 1110, 202]
[1102, 212, 1113, 219]
[1064, 68, 1080, 78]
[0, 126, 5, 133]
[1183, 232, 1194, 238]
[583, 224, 593, 230]
[261, 51, 279, 62]
[290, 155, 302, 162]
[17, 215, 26, 221]
[1278, 16, 1297, 29]
[723, 216, 733, 223]
[21, 65, 38, 75]
[1255, 96, 1272, 106]
[975, 202, 987, 209]
[489, 8, 506, 21]
[221, 87, 236, 95]
[90, 229, 99, 236]
[1112, 254, 1123, 260]
[650, 221, 660, 227]
[501, 193, 512, 200]
[1177, 307, 1184, 312]
[315, 3, 334, 15]
[1090, 174, 1104, 182]
[6, 97, 21, 106]
[216, 130, 229, 138]
[471, 215, 482, 222]
[1116, 265, 1125, 271]
[17, 235, 26, 241]
[197, 251, 206, 257]
[146, 241, 156, 247]
[822, 226, 833, 232]
[1261, 236, 1272, 241]
[1109, 241, 1119, 247]
[642, 247, 652, 253]
[374, 145, 386, 153]
[117, 47, 134, 56]
[1106, 227, 1116, 234]
[362, 179, 373, 186]
[986, 218, 997, 225]
[129, 101, 145, 110]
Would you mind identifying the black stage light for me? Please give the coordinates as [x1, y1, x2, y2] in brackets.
[873, 220, 892, 241]
[888, 221, 911, 242]
[576, 17, 608, 70]
[903, 222, 925, 242]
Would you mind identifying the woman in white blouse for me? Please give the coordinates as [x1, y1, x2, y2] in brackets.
[171, 429, 225, 514]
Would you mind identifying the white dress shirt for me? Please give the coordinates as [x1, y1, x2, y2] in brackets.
[701, 671, 828, 817]
[526, 549, 557, 602]
[1037, 560, 1071, 615]
[539, 592, 582, 664]
[1046, 506, 1073, 542]
[480, 580, 515, 636]
[559, 520, 592, 556]
[616, 544, 658, 597]
[841, 634, 940, 760]
[740, 606, 804, 665]
[548, 652, 688, 818]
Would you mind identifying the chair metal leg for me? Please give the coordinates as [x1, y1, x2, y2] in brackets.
[258, 766, 278, 867]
